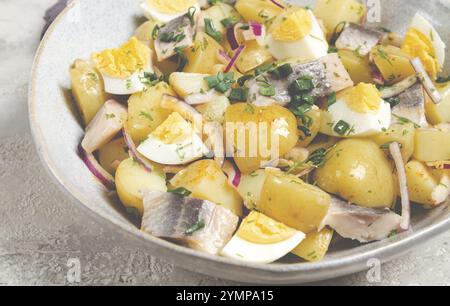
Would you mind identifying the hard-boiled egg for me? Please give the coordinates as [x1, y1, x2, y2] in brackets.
[92, 37, 154, 95]
[402, 13, 446, 79]
[320, 83, 391, 137]
[137, 112, 208, 165]
[220, 212, 305, 264]
[141, 0, 199, 23]
[265, 8, 328, 61]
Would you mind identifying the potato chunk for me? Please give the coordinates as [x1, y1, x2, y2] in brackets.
[235, 0, 284, 24]
[425, 81, 450, 125]
[99, 138, 129, 175]
[116, 158, 167, 215]
[70, 60, 109, 126]
[170, 160, 243, 216]
[183, 32, 224, 74]
[315, 139, 396, 208]
[370, 123, 416, 161]
[370, 45, 415, 84]
[292, 228, 334, 262]
[314, 0, 366, 33]
[414, 128, 450, 162]
[259, 171, 331, 233]
[235, 41, 273, 74]
[126, 82, 174, 143]
[169, 72, 210, 99]
[338, 49, 374, 84]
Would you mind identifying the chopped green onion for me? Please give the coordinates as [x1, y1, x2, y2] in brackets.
[229, 87, 249, 102]
[255, 63, 275, 76]
[327, 92, 337, 107]
[185, 220, 205, 236]
[259, 85, 276, 97]
[204, 72, 235, 93]
[221, 17, 238, 28]
[334, 120, 351, 135]
[168, 187, 192, 197]
[289, 76, 314, 94]
[204, 18, 222, 42]
[269, 63, 293, 79]
[386, 96, 400, 107]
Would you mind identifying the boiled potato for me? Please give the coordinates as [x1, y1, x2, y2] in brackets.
[70, 60, 109, 126]
[414, 128, 450, 162]
[315, 139, 396, 208]
[314, 0, 366, 33]
[134, 20, 159, 54]
[297, 105, 322, 147]
[170, 160, 243, 216]
[236, 169, 267, 210]
[235, 40, 273, 74]
[235, 0, 285, 24]
[370, 123, 416, 161]
[196, 96, 230, 123]
[406, 160, 450, 206]
[259, 171, 331, 233]
[116, 158, 167, 215]
[224, 103, 299, 173]
[425, 82, 450, 124]
[126, 82, 174, 144]
[306, 134, 340, 153]
[370, 45, 415, 84]
[338, 49, 374, 84]
[99, 138, 129, 175]
[183, 32, 225, 74]
[169, 72, 209, 99]
[203, 2, 242, 35]
[292, 228, 334, 262]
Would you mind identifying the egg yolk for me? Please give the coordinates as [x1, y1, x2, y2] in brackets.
[151, 112, 194, 144]
[92, 37, 151, 79]
[344, 83, 382, 113]
[237, 212, 296, 244]
[270, 8, 312, 42]
[146, 0, 197, 14]
[402, 28, 440, 79]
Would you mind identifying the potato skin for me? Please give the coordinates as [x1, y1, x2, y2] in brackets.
[315, 139, 396, 208]
[116, 158, 167, 215]
[126, 82, 174, 143]
[99, 138, 129, 175]
[170, 160, 243, 216]
[259, 171, 331, 233]
[224, 103, 299, 173]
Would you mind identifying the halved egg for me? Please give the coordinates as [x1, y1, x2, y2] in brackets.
[402, 13, 446, 79]
[320, 83, 391, 137]
[141, 0, 200, 23]
[137, 112, 209, 165]
[265, 8, 328, 61]
[220, 212, 305, 264]
[92, 37, 154, 95]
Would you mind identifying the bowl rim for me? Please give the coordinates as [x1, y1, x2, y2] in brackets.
[28, 0, 450, 284]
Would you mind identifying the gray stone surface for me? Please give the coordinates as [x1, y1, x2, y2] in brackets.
[0, 0, 449, 286]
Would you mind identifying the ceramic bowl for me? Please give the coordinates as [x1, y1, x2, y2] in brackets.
[29, 0, 450, 284]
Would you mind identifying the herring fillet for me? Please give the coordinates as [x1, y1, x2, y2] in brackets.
[155, 15, 195, 61]
[392, 83, 428, 127]
[141, 191, 239, 255]
[320, 197, 402, 243]
[335, 23, 385, 56]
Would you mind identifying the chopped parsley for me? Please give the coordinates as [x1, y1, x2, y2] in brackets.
[333, 120, 351, 135]
[204, 72, 235, 93]
[204, 18, 222, 42]
[168, 187, 192, 197]
[185, 220, 206, 236]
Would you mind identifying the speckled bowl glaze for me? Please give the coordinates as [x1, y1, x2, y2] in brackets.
[29, 0, 450, 284]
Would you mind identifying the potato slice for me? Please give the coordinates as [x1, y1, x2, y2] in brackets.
[203, 2, 242, 35]
[170, 160, 243, 216]
[292, 228, 334, 262]
[235, 0, 284, 24]
[297, 105, 322, 148]
[235, 41, 273, 74]
[195, 96, 230, 123]
[338, 49, 374, 84]
[183, 32, 225, 74]
[70, 60, 109, 126]
[425, 81, 450, 125]
[370, 45, 415, 84]
[370, 123, 416, 161]
[99, 138, 129, 175]
[116, 158, 167, 215]
[236, 169, 267, 210]
[314, 0, 366, 33]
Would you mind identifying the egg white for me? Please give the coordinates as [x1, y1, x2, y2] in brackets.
[101, 61, 154, 95]
[320, 97, 392, 137]
[220, 231, 305, 264]
[137, 131, 208, 165]
[409, 13, 446, 67]
[141, 1, 200, 23]
[266, 10, 328, 61]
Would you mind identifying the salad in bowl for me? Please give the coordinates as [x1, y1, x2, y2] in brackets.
[70, 0, 450, 264]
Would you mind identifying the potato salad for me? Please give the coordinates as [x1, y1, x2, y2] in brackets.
[71, 0, 450, 264]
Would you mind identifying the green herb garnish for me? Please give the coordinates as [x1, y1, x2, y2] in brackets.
[168, 187, 192, 197]
[185, 220, 206, 236]
[289, 75, 314, 94]
[268, 63, 293, 79]
[204, 18, 222, 42]
[334, 120, 351, 135]
[229, 87, 249, 102]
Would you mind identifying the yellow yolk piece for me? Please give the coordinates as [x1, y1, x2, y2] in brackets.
[151, 112, 194, 144]
[345, 83, 382, 113]
[270, 8, 312, 42]
[145, 0, 197, 14]
[237, 212, 297, 244]
[92, 37, 151, 79]
[402, 28, 440, 79]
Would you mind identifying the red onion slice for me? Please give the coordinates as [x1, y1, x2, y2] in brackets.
[224, 45, 246, 73]
[389, 142, 410, 231]
[242, 22, 266, 46]
[123, 128, 154, 173]
[270, 0, 285, 9]
[370, 64, 385, 85]
[226, 23, 246, 50]
[217, 50, 232, 65]
[410, 57, 442, 104]
[78, 144, 115, 190]
[222, 160, 242, 189]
